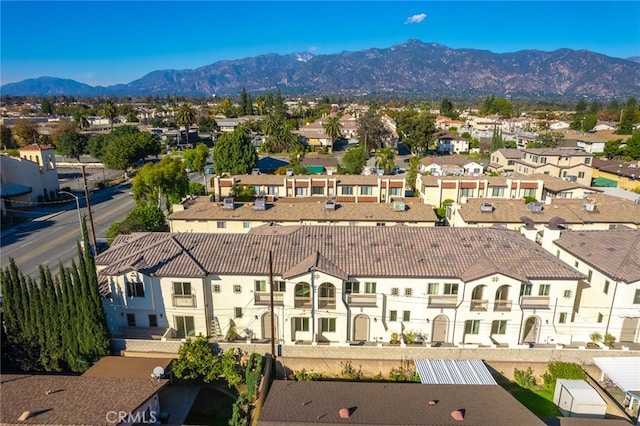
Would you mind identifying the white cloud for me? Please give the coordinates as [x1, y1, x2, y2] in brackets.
[405, 13, 427, 24]
[309, 46, 318, 52]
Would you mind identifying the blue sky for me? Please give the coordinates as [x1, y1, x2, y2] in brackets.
[2, 1, 639, 87]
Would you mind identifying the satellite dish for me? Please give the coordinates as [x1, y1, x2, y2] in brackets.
[152, 366, 165, 379]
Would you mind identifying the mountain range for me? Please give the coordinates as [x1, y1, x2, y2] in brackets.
[2, 40, 640, 99]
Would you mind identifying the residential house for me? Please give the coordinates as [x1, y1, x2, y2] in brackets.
[435, 115, 466, 131]
[338, 113, 358, 140]
[168, 196, 438, 233]
[214, 116, 256, 133]
[488, 148, 594, 186]
[591, 157, 640, 191]
[296, 120, 334, 152]
[418, 155, 483, 177]
[435, 133, 470, 154]
[300, 157, 340, 175]
[549, 120, 571, 131]
[564, 130, 624, 154]
[97, 226, 584, 347]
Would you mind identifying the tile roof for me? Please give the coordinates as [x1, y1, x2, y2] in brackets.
[168, 197, 437, 223]
[96, 226, 583, 281]
[0, 374, 167, 426]
[257, 381, 545, 425]
[554, 229, 640, 283]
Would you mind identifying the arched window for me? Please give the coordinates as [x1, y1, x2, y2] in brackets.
[294, 282, 311, 308]
[318, 283, 336, 309]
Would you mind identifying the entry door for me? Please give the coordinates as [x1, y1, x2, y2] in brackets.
[432, 315, 449, 342]
[620, 318, 639, 342]
[262, 313, 279, 340]
[353, 315, 369, 341]
[522, 317, 540, 344]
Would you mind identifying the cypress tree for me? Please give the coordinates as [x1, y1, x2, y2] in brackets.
[26, 276, 43, 371]
[60, 264, 82, 371]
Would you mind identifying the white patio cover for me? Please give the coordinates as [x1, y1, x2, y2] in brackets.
[593, 357, 640, 392]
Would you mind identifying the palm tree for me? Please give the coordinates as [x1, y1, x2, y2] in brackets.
[267, 123, 301, 153]
[101, 100, 117, 130]
[175, 103, 197, 146]
[73, 109, 90, 130]
[374, 146, 396, 175]
[322, 115, 343, 151]
[263, 113, 281, 137]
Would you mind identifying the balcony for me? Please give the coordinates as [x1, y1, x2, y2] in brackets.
[493, 300, 512, 312]
[254, 292, 284, 306]
[318, 297, 336, 309]
[521, 296, 550, 309]
[172, 294, 196, 308]
[346, 293, 377, 307]
[294, 297, 312, 308]
[428, 295, 457, 308]
[470, 299, 488, 311]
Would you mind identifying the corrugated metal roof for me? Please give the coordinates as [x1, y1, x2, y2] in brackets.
[593, 357, 640, 392]
[555, 380, 606, 406]
[414, 359, 497, 385]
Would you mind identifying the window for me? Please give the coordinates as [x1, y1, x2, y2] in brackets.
[360, 186, 372, 195]
[216, 221, 226, 229]
[243, 221, 252, 229]
[389, 310, 397, 321]
[402, 311, 411, 322]
[295, 187, 307, 196]
[293, 317, 309, 332]
[464, 320, 480, 334]
[597, 313, 603, 323]
[319, 318, 336, 332]
[274, 281, 286, 292]
[127, 281, 145, 298]
[587, 269, 593, 283]
[444, 283, 458, 295]
[175, 316, 195, 338]
[173, 282, 192, 296]
[341, 186, 354, 195]
[428, 283, 439, 295]
[558, 313, 567, 324]
[126, 313, 136, 327]
[311, 186, 324, 195]
[254, 280, 267, 292]
[584, 157, 591, 165]
[603, 280, 610, 294]
[520, 282, 532, 296]
[348, 221, 358, 226]
[389, 187, 402, 196]
[574, 261, 579, 268]
[461, 188, 474, 197]
[234, 307, 243, 318]
[213, 284, 221, 293]
[491, 320, 507, 335]
[556, 250, 560, 257]
[233, 285, 242, 294]
[391, 287, 399, 296]
[538, 284, 550, 296]
[634, 289, 640, 304]
[267, 186, 279, 196]
[376, 222, 386, 227]
[523, 188, 536, 197]
[149, 314, 158, 327]
[491, 187, 505, 197]
[319, 283, 335, 298]
[345, 282, 360, 294]
[365, 282, 376, 293]
[578, 171, 585, 179]
[404, 288, 413, 297]
[563, 290, 572, 298]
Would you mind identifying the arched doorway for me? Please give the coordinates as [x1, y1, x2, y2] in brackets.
[262, 312, 279, 341]
[432, 315, 449, 342]
[353, 314, 369, 342]
[620, 318, 639, 342]
[522, 316, 540, 344]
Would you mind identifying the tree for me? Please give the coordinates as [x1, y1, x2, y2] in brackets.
[533, 131, 565, 148]
[131, 157, 189, 210]
[212, 128, 258, 175]
[1, 124, 15, 149]
[72, 107, 90, 130]
[404, 156, 421, 192]
[87, 133, 109, 159]
[490, 126, 503, 152]
[106, 204, 168, 242]
[263, 121, 301, 153]
[356, 110, 391, 152]
[55, 130, 88, 160]
[100, 126, 162, 171]
[240, 87, 252, 116]
[338, 146, 367, 175]
[625, 130, 640, 160]
[198, 116, 219, 135]
[575, 98, 587, 115]
[183, 143, 210, 187]
[322, 115, 343, 147]
[374, 146, 396, 174]
[439, 98, 458, 119]
[40, 98, 53, 115]
[395, 110, 436, 155]
[175, 103, 197, 145]
[617, 98, 638, 135]
[172, 335, 222, 383]
[101, 100, 117, 130]
[11, 119, 40, 147]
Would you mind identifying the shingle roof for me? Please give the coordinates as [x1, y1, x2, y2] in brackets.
[257, 381, 545, 425]
[96, 226, 583, 281]
[82, 356, 174, 379]
[554, 229, 640, 283]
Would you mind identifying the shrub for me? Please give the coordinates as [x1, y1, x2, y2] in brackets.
[292, 368, 323, 381]
[390, 332, 400, 344]
[542, 362, 586, 392]
[604, 333, 616, 347]
[589, 332, 602, 343]
[513, 367, 536, 389]
[388, 358, 418, 382]
[245, 353, 264, 399]
[405, 330, 417, 344]
[340, 360, 363, 380]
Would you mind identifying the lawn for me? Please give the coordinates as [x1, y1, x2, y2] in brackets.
[510, 388, 562, 417]
[183, 385, 236, 426]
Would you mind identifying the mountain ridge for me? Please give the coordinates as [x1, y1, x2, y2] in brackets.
[2, 40, 639, 98]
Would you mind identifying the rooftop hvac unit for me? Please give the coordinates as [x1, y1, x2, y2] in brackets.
[324, 200, 336, 210]
[527, 202, 544, 213]
[393, 201, 406, 212]
[222, 197, 235, 210]
[251, 168, 261, 175]
[286, 168, 294, 176]
[254, 197, 266, 210]
[583, 203, 596, 212]
[479, 202, 495, 212]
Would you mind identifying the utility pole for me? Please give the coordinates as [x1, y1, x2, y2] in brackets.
[81, 165, 99, 254]
[269, 250, 276, 359]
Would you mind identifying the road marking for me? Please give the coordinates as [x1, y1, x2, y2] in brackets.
[19, 241, 34, 248]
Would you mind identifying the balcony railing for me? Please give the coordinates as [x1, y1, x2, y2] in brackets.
[294, 297, 312, 308]
[254, 292, 284, 306]
[318, 297, 336, 309]
[172, 294, 196, 308]
[346, 293, 377, 307]
[493, 300, 512, 311]
[428, 295, 457, 308]
[521, 295, 550, 309]
[470, 299, 488, 311]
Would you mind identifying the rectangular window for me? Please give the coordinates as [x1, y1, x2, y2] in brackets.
[402, 311, 411, 322]
[365, 282, 376, 294]
[539, 284, 550, 296]
[389, 187, 402, 196]
[360, 186, 373, 195]
[295, 187, 308, 196]
[345, 282, 360, 294]
[603, 280, 610, 294]
[319, 318, 336, 332]
[523, 188, 535, 197]
[254, 280, 267, 292]
[127, 281, 145, 298]
[243, 221, 252, 229]
[578, 171, 585, 179]
[520, 282, 532, 296]
[267, 186, 279, 196]
[465, 320, 480, 335]
[461, 188, 474, 197]
[597, 313, 603, 323]
[587, 269, 593, 283]
[391, 287, 399, 296]
[404, 288, 413, 297]
[233, 285, 241, 294]
[389, 310, 397, 321]
[559, 313, 567, 324]
[274, 280, 286, 292]
[175, 316, 195, 338]
[173, 282, 192, 296]
[376, 222, 386, 227]
[491, 320, 507, 335]
[563, 290, 572, 298]
[148, 314, 158, 328]
[444, 283, 458, 295]
[126, 313, 136, 327]
[574, 261, 579, 267]
[216, 221, 226, 229]
[311, 186, 324, 195]
[491, 187, 505, 197]
[213, 284, 221, 293]
[234, 307, 243, 318]
[428, 283, 439, 295]
[634, 289, 640, 304]
[293, 317, 309, 332]
[556, 250, 560, 257]
[341, 186, 354, 195]
[584, 157, 591, 165]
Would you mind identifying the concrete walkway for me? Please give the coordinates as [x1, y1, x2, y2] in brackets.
[158, 384, 200, 426]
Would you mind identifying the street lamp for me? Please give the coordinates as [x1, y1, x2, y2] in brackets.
[58, 191, 83, 240]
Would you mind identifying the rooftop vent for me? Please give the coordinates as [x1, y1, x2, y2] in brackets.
[339, 408, 353, 419]
[254, 197, 266, 210]
[583, 202, 597, 212]
[251, 168, 261, 175]
[393, 201, 406, 212]
[527, 202, 543, 213]
[286, 168, 294, 176]
[324, 200, 336, 210]
[223, 197, 235, 210]
[479, 202, 494, 212]
[451, 410, 465, 421]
